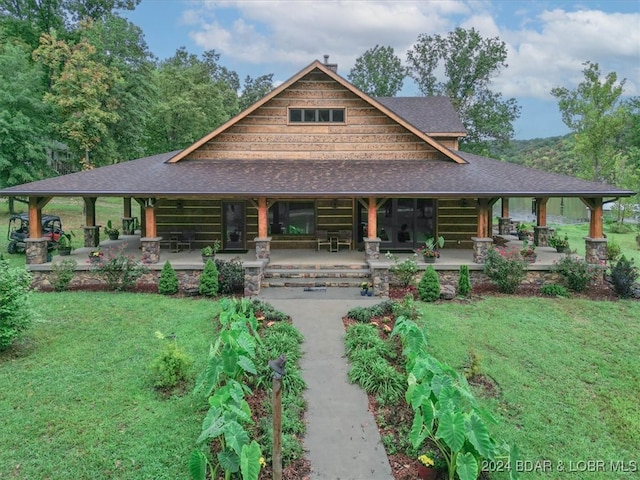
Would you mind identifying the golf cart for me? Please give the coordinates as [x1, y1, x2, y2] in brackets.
[6, 213, 64, 253]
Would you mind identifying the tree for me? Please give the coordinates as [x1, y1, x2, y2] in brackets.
[348, 45, 405, 97]
[406, 28, 520, 153]
[239, 73, 274, 111]
[551, 61, 628, 183]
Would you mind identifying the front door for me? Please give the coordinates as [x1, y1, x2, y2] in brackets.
[223, 202, 245, 250]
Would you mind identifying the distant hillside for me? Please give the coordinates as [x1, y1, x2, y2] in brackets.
[487, 134, 582, 177]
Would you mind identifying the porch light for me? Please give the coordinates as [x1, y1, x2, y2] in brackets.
[268, 354, 287, 378]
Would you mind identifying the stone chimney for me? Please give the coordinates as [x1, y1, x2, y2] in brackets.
[323, 54, 338, 73]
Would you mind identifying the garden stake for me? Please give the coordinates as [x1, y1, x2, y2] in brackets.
[268, 355, 287, 480]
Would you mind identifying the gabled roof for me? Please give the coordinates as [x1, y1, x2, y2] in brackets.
[0, 150, 632, 198]
[374, 96, 466, 136]
[167, 60, 468, 165]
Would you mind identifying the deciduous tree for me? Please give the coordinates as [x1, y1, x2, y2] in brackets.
[348, 45, 405, 97]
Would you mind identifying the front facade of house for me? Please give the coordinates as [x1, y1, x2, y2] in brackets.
[0, 59, 634, 267]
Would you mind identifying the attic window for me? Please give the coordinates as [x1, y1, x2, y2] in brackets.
[289, 108, 345, 123]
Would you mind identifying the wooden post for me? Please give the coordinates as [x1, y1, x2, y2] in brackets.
[367, 197, 376, 238]
[535, 197, 548, 226]
[144, 198, 157, 237]
[258, 197, 268, 238]
[581, 198, 604, 238]
[501, 197, 509, 218]
[272, 375, 282, 480]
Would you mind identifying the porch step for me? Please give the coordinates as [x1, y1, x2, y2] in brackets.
[262, 264, 371, 288]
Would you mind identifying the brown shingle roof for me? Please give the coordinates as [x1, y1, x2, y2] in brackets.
[375, 96, 466, 135]
[0, 150, 632, 198]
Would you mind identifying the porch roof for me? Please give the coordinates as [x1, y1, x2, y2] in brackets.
[0, 149, 633, 199]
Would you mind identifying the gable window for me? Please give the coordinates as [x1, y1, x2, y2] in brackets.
[289, 108, 345, 123]
[269, 201, 315, 235]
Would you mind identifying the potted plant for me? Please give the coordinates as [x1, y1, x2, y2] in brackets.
[516, 222, 529, 240]
[520, 239, 537, 263]
[104, 220, 120, 240]
[56, 231, 74, 256]
[201, 240, 221, 262]
[360, 281, 373, 296]
[549, 233, 570, 253]
[88, 248, 103, 264]
[416, 236, 444, 263]
[417, 454, 436, 480]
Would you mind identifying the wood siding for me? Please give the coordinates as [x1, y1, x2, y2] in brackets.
[185, 72, 445, 162]
[438, 199, 477, 249]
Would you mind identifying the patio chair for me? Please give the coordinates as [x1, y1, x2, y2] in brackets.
[336, 229, 352, 251]
[316, 230, 331, 251]
[175, 231, 195, 252]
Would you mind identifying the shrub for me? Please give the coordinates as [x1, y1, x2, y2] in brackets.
[90, 245, 149, 291]
[348, 351, 404, 405]
[215, 258, 244, 295]
[607, 241, 622, 262]
[483, 247, 526, 293]
[0, 259, 34, 350]
[458, 264, 471, 296]
[149, 332, 193, 390]
[158, 261, 179, 295]
[250, 299, 290, 322]
[392, 293, 418, 320]
[346, 306, 373, 323]
[198, 259, 219, 297]
[386, 252, 419, 287]
[418, 266, 440, 302]
[540, 284, 570, 297]
[344, 323, 391, 358]
[51, 258, 77, 292]
[553, 255, 601, 292]
[610, 255, 638, 298]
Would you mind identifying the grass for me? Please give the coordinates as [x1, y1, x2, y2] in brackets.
[417, 297, 640, 479]
[0, 292, 218, 480]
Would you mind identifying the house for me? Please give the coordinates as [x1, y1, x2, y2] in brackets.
[0, 58, 634, 271]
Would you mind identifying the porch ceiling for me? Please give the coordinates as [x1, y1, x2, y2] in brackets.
[0, 149, 633, 199]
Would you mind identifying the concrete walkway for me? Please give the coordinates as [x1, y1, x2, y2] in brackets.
[258, 287, 394, 480]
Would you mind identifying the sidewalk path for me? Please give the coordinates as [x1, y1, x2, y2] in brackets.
[258, 288, 394, 480]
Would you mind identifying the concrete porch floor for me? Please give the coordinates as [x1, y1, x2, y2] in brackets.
[37, 234, 569, 271]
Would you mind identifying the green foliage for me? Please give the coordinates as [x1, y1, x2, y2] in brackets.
[346, 300, 394, 323]
[462, 349, 482, 380]
[386, 251, 419, 287]
[0, 258, 34, 349]
[215, 258, 244, 295]
[553, 255, 602, 292]
[607, 240, 622, 262]
[149, 331, 193, 390]
[250, 299, 290, 322]
[483, 247, 526, 293]
[198, 259, 219, 297]
[89, 244, 149, 291]
[344, 323, 392, 358]
[158, 260, 179, 295]
[610, 255, 638, 298]
[418, 266, 441, 302]
[50, 258, 77, 292]
[348, 350, 405, 406]
[348, 44, 405, 96]
[540, 284, 570, 297]
[392, 294, 419, 321]
[548, 233, 570, 250]
[457, 265, 471, 297]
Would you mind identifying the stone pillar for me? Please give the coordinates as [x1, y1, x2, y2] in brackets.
[140, 237, 161, 264]
[25, 238, 49, 264]
[364, 237, 381, 261]
[83, 225, 101, 248]
[498, 217, 511, 235]
[585, 237, 608, 265]
[254, 237, 272, 260]
[243, 261, 264, 296]
[472, 237, 494, 264]
[369, 260, 390, 297]
[534, 226, 550, 247]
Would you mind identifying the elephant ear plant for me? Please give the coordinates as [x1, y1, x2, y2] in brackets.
[391, 316, 519, 480]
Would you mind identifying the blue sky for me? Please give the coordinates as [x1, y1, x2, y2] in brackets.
[121, 0, 640, 140]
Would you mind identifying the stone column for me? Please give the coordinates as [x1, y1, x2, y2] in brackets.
[369, 260, 390, 297]
[364, 237, 381, 261]
[472, 237, 494, 264]
[534, 226, 550, 247]
[83, 225, 101, 248]
[243, 261, 264, 296]
[498, 217, 511, 235]
[585, 237, 608, 265]
[254, 237, 272, 260]
[25, 238, 49, 264]
[140, 237, 161, 264]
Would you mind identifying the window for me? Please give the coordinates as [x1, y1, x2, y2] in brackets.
[269, 201, 315, 235]
[289, 108, 345, 123]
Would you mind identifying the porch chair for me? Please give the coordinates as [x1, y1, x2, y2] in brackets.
[336, 229, 352, 251]
[175, 230, 195, 252]
[316, 230, 331, 251]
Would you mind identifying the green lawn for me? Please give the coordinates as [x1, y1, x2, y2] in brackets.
[418, 297, 640, 479]
[0, 292, 218, 480]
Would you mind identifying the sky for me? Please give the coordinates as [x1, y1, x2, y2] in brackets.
[121, 0, 640, 140]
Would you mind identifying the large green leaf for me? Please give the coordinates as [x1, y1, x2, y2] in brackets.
[456, 452, 479, 480]
[224, 420, 250, 455]
[409, 409, 428, 449]
[218, 447, 240, 474]
[421, 401, 435, 435]
[188, 450, 207, 480]
[240, 440, 262, 480]
[435, 410, 466, 452]
[466, 413, 493, 458]
[196, 412, 225, 444]
[237, 331, 256, 357]
[222, 346, 239, 376]
[237, 355, 257, 374]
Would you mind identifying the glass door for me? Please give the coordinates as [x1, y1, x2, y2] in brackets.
[223, 202, 245, 250]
